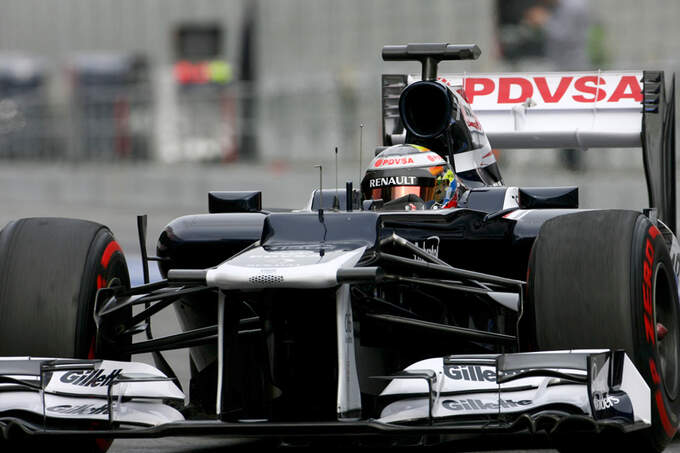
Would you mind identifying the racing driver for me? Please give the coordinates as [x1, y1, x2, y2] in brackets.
[361, 144, 465, 210]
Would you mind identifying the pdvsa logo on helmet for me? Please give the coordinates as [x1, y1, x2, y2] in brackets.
[374, 157, 415, 167]
[369, 176, 417, 188]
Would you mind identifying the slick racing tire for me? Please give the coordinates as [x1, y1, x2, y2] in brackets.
[0, 217, 130, 359]
[0, 218, 130, 453]
[526, 210, 680, 452]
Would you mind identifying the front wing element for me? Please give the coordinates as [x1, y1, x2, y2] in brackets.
[0, 350, 650, 444]
[0, 358, 184, 427]
[379, 350, 650, 428]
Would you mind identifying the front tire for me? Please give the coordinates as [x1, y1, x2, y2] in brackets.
[0, 217, 130, 453]
[0, 217, 129, 359]
[526, 210, 680, 452]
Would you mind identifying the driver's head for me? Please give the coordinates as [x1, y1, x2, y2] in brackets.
[361, 144, 456, 208]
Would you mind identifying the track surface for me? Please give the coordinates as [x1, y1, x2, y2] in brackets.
[2, 157, 679, 452]
[109, 436, 680, 452]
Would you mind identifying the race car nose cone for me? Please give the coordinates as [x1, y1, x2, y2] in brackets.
[657, 322, 669, 341]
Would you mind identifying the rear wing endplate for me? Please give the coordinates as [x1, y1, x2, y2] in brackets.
[382, 71, 676, 232]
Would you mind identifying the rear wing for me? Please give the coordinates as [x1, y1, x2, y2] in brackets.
[382, 71, 676, 232]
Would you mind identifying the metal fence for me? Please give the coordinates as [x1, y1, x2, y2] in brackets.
[0, 0, 677, 166]
[0, 63, 247, 163]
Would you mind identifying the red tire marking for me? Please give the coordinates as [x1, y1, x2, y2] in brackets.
[97, 274, 106, 289]
[87, 337, 96, 360]
[650, 358, 661, 384]
[656, 389, 677, 438]
[101, 241, 122, 269]
[650, 225, 661, 239]
[651, 360, 675, 438]
[643, 237, 655, 344]
[643, 232, 674, 437]
[645, 239, 655, 264]
[644, 314, 656, 345]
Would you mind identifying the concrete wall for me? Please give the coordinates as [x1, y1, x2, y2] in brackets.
[0, 0, 244, 64]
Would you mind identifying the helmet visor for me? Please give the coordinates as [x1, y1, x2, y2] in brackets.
[370, 185, 435, 203]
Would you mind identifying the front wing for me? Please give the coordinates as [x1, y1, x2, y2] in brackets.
[0, 350, 650, 444]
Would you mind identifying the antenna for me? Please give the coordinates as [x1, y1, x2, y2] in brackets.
[358, 122, 364, 185]
[346, 181, 353, 212]
[314, 164, 327, 252]
[334, 146, 339, 210]
[314, 164, 323, 217]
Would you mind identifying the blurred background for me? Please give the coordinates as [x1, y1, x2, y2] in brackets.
[0, 0, 677, 255]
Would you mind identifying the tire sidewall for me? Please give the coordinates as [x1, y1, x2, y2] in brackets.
[631, 217, 680, 447]
[76, 228, 130, 360]
[70, 228, 129, 453]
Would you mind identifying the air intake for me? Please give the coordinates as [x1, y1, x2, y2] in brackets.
[399, 81, 454, 139]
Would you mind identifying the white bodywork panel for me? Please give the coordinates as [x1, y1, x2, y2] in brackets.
[44, 360, 185, 400]
[378, 350, 651, 426]
[0, 392, 183, 425]
[336, 283, 361, 419]
[0, 358, 184, 426]
[206, 246, 366, 290]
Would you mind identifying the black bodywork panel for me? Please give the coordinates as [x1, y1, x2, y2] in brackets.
[642, 71, 676, 233]
[261, 211, 380, 251]
[208, 191, 262, 213]
[157, 212, 266, 276]
[157, 187, 578, 281]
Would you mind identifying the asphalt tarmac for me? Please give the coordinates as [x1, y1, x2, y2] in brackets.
[2, 154, 679, 452]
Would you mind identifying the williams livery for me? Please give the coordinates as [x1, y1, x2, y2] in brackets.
[0, 43, 678, 452]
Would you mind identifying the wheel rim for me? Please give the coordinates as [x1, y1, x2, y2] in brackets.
[654, 262, 679, 400]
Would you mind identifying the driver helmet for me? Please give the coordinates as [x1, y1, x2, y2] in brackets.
[361, 144, 458, 209]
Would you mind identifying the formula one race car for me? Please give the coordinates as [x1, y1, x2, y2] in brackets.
[0, 43, 677, 452]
